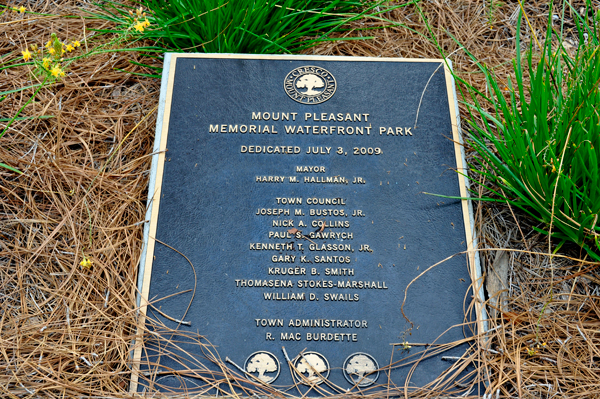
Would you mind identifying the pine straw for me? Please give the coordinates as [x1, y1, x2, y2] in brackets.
[0, 2, 158, 397]
[1, 0, 599, 398]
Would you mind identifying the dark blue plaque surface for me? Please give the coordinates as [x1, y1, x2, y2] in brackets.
[134, 54, 481, 395]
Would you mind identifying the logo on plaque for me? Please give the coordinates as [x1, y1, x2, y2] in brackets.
[245, 351, 280, 383]
[284, 66, 336, 104]
[293, 352, 330, 385]
[343, 353, 379, 387]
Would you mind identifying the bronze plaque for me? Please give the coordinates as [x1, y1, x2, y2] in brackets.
[132, 54, 483, 395]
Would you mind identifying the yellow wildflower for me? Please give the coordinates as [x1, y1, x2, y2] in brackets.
[45, 40, 52, 48]
[66, 44, 74, 52]
[50, 65, 65, 78]
[17, 6, 26, 13]
[42, 58, 51, 69]
[143, 18, 150, 28]
[48, 48, 55, 55]
[80, 256, 93, 269]
[21, 49, 32, 61]
[134, 21, 146, 32]
[72, 40, 81, 48]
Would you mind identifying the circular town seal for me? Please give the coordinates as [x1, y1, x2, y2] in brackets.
[293, 351, 330, 385]
[342, 352, 379, 387]
[284, 66, 336, 105]
[244, 351, 281, 383]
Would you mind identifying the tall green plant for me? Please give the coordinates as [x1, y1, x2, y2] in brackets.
[95, 0, 418, 54]
[455, 7, 600, 260]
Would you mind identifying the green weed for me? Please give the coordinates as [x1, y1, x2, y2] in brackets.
[448, 4, 600, 260]
[0, 5, 156, 173]
[0, 31, 81, 173]
[93, 0, 420, 55]
[486, 0, 504, 29]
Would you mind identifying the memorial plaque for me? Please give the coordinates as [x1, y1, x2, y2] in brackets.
[132, 54, 483, 394]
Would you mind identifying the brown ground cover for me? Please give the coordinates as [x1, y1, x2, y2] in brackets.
[1, 0, 599, 397]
